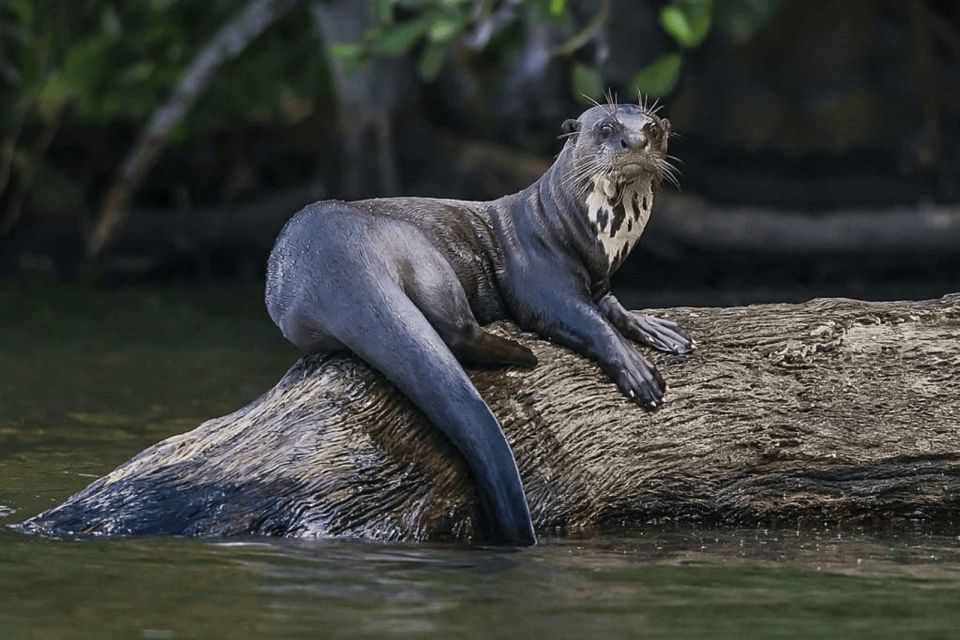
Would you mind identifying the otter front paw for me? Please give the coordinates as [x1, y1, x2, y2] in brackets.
[610, 349, 666, 409]
[623, 312, 693, 355]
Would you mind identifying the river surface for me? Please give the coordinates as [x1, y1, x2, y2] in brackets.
[2, 281, 959, 639]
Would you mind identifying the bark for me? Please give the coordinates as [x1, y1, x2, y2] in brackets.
[86, 0, 303, 258]
[21, 294, 960, 542]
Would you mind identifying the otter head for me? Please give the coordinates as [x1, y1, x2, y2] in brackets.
[559, 99, 677, 272]
[561, 100, 674, 192]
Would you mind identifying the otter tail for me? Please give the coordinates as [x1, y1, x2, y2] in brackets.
[322, 288, 536, 545]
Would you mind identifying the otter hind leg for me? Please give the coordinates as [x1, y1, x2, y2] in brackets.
[403, 259, 537, 369]
[455, 330, 538, 369]
[320, 283, 535, 545]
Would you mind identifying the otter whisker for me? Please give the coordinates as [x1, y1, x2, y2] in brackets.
[570, 170, 607, 198]
[581, 93, 603, 109]
[658, 160, 680, 175]
[562, 167, 599, 195]
[569, 158, 610, 182]
[604, 88, 619, 114]
[562, 150, 605, 180]
[638, 90, 649, 113]
[568, 162, 610, 198]
[654, 160, 681, 190]
[562, 154, 598, 179]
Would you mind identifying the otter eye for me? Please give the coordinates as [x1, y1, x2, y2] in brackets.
[600, 123, 615, 140]
[647, 122, 660, 138]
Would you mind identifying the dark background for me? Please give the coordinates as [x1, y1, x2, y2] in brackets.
[2, 0, 959, 307]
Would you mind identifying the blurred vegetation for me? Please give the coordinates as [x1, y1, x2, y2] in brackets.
[1, 0, 327, 134]
[349, 0, 782, 96]
[0, 0, 328, 232]
[0, 0, 782, 235]
[0, 0, 957, 277]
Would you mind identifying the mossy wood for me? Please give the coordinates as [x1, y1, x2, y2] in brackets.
[23, 295, 960, 541]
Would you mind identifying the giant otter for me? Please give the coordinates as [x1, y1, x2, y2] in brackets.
[265, 98, 692, 545]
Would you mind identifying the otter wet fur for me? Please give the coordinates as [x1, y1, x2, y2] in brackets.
[265, 96, 693, 545]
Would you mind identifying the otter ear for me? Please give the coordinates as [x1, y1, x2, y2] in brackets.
[661, 118, 671, 134]
[561, 119, 581, 135]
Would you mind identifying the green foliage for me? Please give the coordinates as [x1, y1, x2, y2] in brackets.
[633, 53, 683, 99]
[0, 0, 328, 227]
[1, 1, 327, 128]
[631, 0, 711, 98]
[359, 0, 774, 100]
[715, 0, 784, 44]
[0, 0, 788, 230]
[371, 13, 435, 55]
[361, 0, 737, 100]
[660, 0, 713, 49]
[635, 0, 782, 98]
[572, 62, 603, 102]
[363, 0, 480, 80]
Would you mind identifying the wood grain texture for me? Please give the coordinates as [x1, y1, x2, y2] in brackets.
[22, 294, 960, 542]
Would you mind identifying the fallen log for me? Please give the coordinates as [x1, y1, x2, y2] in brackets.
[21, 294, 960, 542]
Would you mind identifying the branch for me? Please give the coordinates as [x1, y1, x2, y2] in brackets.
[85, 0, 303, 258]
[22, 294, 960, 542]
[653, 194, 960, 253]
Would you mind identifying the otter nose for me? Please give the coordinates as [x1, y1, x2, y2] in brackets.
[621, 132, 649, 150]
[627, 131, 650, 151]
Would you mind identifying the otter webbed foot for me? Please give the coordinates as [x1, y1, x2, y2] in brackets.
[622, 312, 693, 355]
[516, 290, 666, 409]
[611, 342, 667, 409]
[598, 294, 693, 355]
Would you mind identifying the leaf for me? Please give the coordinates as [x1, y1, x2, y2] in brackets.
[371, 14, 433, 55]
[632, 53, 682, 97]
[550, 0, 566, 17]
[373, 0, 393, 24]
[7, 0, 34, 25]
[571, 62, 603, 102]
[660, 0, 712, 49]
[660, 7, 693, 45]
[418, 39, 446, 80]
[38, 71, 71, 115]
[118, 61, 156, 84]
[428, 14, 467, 42]
[330, 43, 366, 74]
[330, 43, 363, 59]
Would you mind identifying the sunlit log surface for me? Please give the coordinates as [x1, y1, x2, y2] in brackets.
[22, 295, 960, 542]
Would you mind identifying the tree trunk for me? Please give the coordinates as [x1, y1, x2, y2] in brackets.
[21, 294, 960, 542]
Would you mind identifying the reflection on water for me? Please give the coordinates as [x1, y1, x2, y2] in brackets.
[2, 528, 959, 639]
[1, 281, 959, 639]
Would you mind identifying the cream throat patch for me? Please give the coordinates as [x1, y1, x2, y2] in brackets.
[585, 174, 654, 273]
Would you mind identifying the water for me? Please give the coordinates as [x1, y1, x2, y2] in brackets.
[2, 281, 959, 639]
